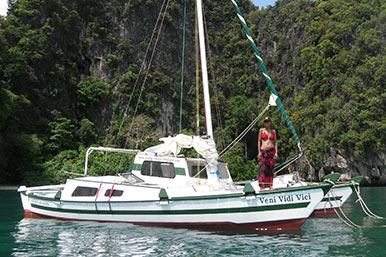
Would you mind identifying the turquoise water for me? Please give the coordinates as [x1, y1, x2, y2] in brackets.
[1, 187, 385, 256]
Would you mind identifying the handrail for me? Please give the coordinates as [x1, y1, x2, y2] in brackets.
[63, 170, 86, 177]
[274, 150, 305, 175]
[84, 147, 140, 176]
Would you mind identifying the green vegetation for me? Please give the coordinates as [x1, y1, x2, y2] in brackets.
[0, 0, 384, 185]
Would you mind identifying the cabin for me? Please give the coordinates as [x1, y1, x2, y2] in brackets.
[54, 148, 236, 203]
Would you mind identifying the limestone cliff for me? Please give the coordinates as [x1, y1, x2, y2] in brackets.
[1, 0, 384, 185]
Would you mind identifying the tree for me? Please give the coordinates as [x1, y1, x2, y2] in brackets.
[121, 114, 160, 149]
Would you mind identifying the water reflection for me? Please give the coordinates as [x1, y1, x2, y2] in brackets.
[13, 219, 161, 256]
[12, 217, 358, 256]
[8, 187, 386, 256]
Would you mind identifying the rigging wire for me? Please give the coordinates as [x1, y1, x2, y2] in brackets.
[179, 0, 187, 134]
[123, 0, 171, 149]
[217, 97, 303, 173]
[274, 151, 304, 174]
[202, 8, 225, 152]
[195, 2, 201, 182]
[101, 0, 170, 172]
[112, 0, 169, 146]
[219, 103, 270, 157]
[195, 1, 200, 138]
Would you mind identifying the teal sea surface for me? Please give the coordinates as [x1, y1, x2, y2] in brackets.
[1, 187, 385, 256]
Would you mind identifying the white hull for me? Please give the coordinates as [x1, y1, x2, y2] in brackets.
[312, 184, 353, 216]
[273, 174, 354, 216]
[19, 179, 331, 231]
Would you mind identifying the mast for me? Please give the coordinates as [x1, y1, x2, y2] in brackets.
[196, 0, 213, 139]
[195, 0, 220, 188]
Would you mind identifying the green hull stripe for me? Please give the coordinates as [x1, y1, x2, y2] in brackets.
[31, 202, 310, 215]
[171, 183, 331, 197]
[321, 196, 342, 202]
[24, 183, 330, 203]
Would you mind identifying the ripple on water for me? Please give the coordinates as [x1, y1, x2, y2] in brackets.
[9, 187, 386, 257]
[9, 219, 329, 256]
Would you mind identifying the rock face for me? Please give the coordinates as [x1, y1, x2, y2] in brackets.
[348, 151, 386, 185]
[157, 97, 177, 136]
[296, 148, 386, 185]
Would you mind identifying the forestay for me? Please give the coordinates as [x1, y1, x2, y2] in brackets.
[231, 0, 302, 151]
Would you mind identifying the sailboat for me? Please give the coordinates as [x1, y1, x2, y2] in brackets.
[18, 0, 338, 231]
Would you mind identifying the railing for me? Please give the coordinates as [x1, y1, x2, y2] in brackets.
[84, 147, 140, 176]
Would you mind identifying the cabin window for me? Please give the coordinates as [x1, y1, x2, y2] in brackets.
[71, 186, 98, 197]
[188, 162, 208, 179]
[141, 161, 176, 178]
[218, 162, 230, 179]
[187, 161, 229, 179]
[104, 189, 124, 197]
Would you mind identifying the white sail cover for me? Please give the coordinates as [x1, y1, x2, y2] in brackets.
[145, 134, 220, 187]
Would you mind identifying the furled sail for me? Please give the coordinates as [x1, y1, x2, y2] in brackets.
[231, 0, 302, 151]
[145, 134, 220, 187]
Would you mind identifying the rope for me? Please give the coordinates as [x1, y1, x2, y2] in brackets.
[212, 73, 225, 151]
[179, 0, 187, 134]
[328, 186, 386, 228]
[126, 162, 134, 173]
[195, 3, 200, 138]
[195, 2, 201, 182]
[332, 205, 361, 228]
[112, 0, 168, 146]
[219, 103, 270, 157]
[203, 9, 225, 151]
[329, 189, 361, 228]
[123, 0, 171, 149]
[274, 151, 304, 175]
[193, 165, 205, 178]
[352, 181, 385, 219]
